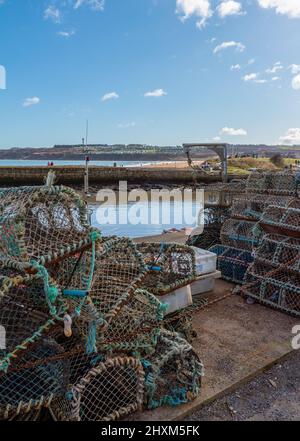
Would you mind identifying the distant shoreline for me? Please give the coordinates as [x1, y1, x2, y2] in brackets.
[0, 159, 208, 169]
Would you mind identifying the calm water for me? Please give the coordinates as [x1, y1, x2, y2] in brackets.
[0, 159, 164, 167]
[90, 200, 201, 238]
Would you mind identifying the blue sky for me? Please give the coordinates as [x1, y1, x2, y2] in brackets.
[0, 0, 300, 148]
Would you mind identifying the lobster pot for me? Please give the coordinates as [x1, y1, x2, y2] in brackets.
[209, 244, 254, 284]
[83, 289, 166, 355]
[0, 341, 68, 420]
[142, 330, 203, 410]
[205, 181, 247, 207]
[50, 357, 144, 421]
[49, 237, 147, 326]
[89, 238, 147, 321]
[0, 186, 93, 265]
[187, 206, 231, 250]
[238, 266, 300, 317]
[246, 171, 300, 196]
[254, 234, 300, 271]
[163, 309, 195, 343]
[0, 273, 61, 370]
[231, 194, 299, 221]
[38, 327, 106, 386]
[220, 219, 259, 251]
[260, 206, 300, 237]
[243, 261, 278, 285]
[137, 242, 196, 295]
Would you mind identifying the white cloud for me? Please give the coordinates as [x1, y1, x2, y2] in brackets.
[213, 136, 221, 141]
[279, 128, 300, 145]
[57, 30, 75, 38]
[271, 76, 280, 81]
[220, 127, 247, 136]
[44, 5, 61, 23]
[231, 64, 241, 70]
[144, 88, 167, 97]
[292, 74, 300, 90]
[265, 61, 283, 74]
[243, 73, 258, 81]
[213, 40, 245, 54]
[74, 0, 105, 11]
[176, 0, 213, 29]
[217, 1, 245, 18]
[289, 64, 300, 74]
[101, 92, 119, 101]
[23, 97, 40, 107]
[118, 122, 136, 129]
[257, 0, 300, 19]
[243, 72, 267, 83]
[248, 58, 255, 65]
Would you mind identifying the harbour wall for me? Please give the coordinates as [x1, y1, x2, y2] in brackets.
[0, 166, 243, 186]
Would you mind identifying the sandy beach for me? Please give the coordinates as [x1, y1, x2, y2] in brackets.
[138, 159, 211, 169]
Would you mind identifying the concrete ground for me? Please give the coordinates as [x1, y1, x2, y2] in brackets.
[186, 349, 300, 421]
[134, 279, 299, 421]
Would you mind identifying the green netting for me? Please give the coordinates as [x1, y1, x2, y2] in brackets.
[0, 271, 65, 372]
[0, 184, 203, 420]
[0, 186, 95, 266]
[49, 356, 145, 421]
[142, 330, 203, 410]
[0, 340, 68, 420]
[137, 242, 196, 295]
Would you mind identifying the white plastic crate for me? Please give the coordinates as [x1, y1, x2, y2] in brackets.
[159, 284, 193, 315]
[191, 247, 217, 276]
[190, 270, 221, 296]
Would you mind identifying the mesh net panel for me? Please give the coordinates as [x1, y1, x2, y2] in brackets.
[50, 357, 144, 421]
[137, 242, 196, 295]
[0, 340, 68, 420]
[187, 206, 231, 249]
[238, 263, 300, 316]
[78, 289, 166, 355]
[246, 171, 300, 196]
[254, 234, 300, 271]
[260, 205, 300, 236]
[209, 244, 254, 284]
[0, 186, 93, 265]
[231, 194, 300, 221]
[0, 273, 62, 371]
[142, 330, 203, 410]
[48, 237, 147, 327]
[220, 218, 260, 250]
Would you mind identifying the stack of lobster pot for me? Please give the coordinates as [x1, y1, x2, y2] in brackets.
[236, 201, 300, 316]
[210, 171, 300, 285]
[0, 184, 203, 421]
